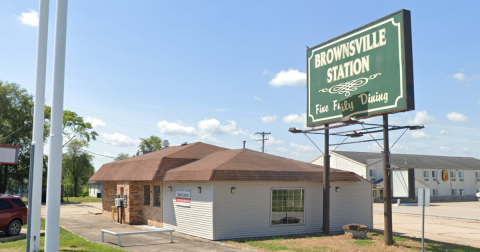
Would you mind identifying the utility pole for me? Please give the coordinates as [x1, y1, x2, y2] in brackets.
[383, 114, 393, 245]
[255, 132, 270, 153]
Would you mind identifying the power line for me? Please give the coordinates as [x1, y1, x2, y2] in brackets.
[255, 132, 270, 153]
[84, 149, 115, 159]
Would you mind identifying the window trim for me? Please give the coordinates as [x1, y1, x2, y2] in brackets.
[269, 187, 306, 227]
[423, 171, 429, 177]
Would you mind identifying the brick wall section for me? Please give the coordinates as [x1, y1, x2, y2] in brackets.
[138, 181, 163, 227]
[102, 181, 117, 215]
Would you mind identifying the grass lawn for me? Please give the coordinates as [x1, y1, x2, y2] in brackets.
[62, 196, 103, 203]
[1, 218, 126, 252]
[225, 231, 479, 252]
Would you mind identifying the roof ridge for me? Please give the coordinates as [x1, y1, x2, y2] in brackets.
[210, 149, 245, 176]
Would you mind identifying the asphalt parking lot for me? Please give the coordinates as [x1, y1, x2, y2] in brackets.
[373, 202, 480, 248]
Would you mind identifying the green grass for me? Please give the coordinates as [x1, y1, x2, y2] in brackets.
[1, 219, 126, 252]
[62, 196, 103, 203]
[351, 239, 374, 246]
[242, 238, 289, 251]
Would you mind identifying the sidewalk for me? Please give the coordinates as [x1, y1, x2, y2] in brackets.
[41, 203, 256, 252]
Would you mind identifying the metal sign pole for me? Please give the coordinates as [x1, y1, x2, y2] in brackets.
[422, 188, 425, 252]
[383, 114, 393, 245]
[323, 123, 330, 235]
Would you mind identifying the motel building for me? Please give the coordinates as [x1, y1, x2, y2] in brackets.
[89, 142, 373, 240]
[311, 151, 480, 202]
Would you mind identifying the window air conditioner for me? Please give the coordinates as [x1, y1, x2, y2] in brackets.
[433, 178, 437, 181]
[460, 179, 464, 181]
[424, 178, 429, 181]
[452, 179, 456, 182]
[115, 198, 124, 207]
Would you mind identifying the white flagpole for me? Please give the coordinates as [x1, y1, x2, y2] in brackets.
[29, 0, 50, 250]
[45, 0, 68, 251]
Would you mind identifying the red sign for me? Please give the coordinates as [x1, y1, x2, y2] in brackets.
[442, 170, 449, 182]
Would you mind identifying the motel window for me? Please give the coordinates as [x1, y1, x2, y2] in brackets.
[144, 185, 151, 206]
[432, 171, 438, 178]
[432, 189, 438, 196]
[451, 171, 456, 178]
[451, 189, 457, 196]
[423, 171, 429, 177]
[369, 170, 376, 178]
[476, 172, 480, 178]
[271, 189, 305, 225]
[154, 186, 161, 207]
[458, 171, 464, 178]
[459, 189, 465, 195]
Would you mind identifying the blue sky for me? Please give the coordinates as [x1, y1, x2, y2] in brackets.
[1, 1, 480, 170]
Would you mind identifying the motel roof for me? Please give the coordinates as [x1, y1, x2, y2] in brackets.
[321, 151, 480, 170]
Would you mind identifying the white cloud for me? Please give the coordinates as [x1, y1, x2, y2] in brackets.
[263, 68, 271, 75]
[446, 112, 469, 123]
[260, 115, 277, 123]
[101, 133, 135, 147]
[290, 143, 314, 152]
[367, 143, 382, 152]
[269, 69, 306, 87]
[85, 116, 106, 128]
[157, 120, 197, 135]
[439, 130, 448, 135]
[19, 10, 39, 26]
[253, 95, 261, 101]
[266, 136, 284, 146]
[290, 151, 313, 157]
[408, 110, 434, 125]
[283, 113, 306, 124]
[410, 131, 428, 139]
[276, 147, 288, 152]
[439, 146, 470, 154]
[198, 118, 247, 136]
[214, 108, 227, 112]
[453, 72, 466, 81]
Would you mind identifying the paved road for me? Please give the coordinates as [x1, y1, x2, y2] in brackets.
[373, 202, 480, 248]
[41, 203, 256, 252]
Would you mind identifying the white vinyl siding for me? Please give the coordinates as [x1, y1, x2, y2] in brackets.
[312, 153, 368, 178]
[212, 180, 372, 240]
[330, 181, 373, 232]
[163, 182, 214, 240]
[213, 181, 322, 240]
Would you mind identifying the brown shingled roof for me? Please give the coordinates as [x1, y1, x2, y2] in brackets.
[163, 149, 360, 182]
[89, 142, 227, 181]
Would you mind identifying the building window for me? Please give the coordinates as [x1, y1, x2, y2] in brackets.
[451, 189, 457, 196]
[459, 189, 465, 195]
[369, 170, 376, 178]
[144, 185, 151, 206]
[476, 172, 480, 178]
[120, 187, 124, 197]
[154, 186, 161, 207]
[432, 189, 438, 196]
[451, 171, 456, 178]
[458, 171, 464, 178]
[423, 171, 429, 177]
[432, 171, 438, 178]
[271, 189, 305, 225]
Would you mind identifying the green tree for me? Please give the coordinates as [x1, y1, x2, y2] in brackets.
[0, 81, 34, 193]
[114, 152, 130, 161]
[62, 139, 94, 197]
[44, 107, 98, 146]
[138, 135, 162, 153]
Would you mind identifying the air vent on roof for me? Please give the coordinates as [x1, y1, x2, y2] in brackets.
[162, 140, 170, 148]
[181, 142, 188, 146]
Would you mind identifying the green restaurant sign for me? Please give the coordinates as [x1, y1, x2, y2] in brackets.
[307, 9, 415, 127]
